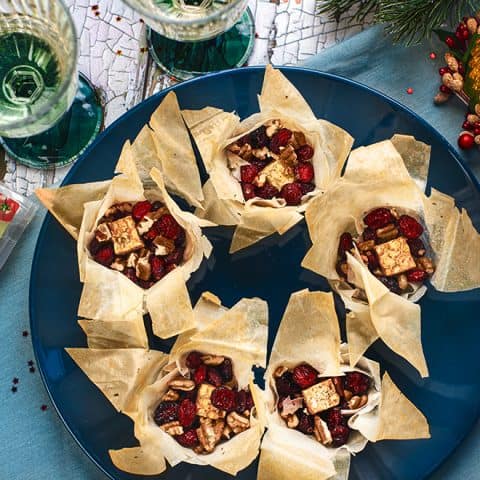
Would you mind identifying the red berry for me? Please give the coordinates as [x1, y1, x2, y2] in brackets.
[406, 269, 429, 283]
[406, 87, 414, 95]
[153, 401, 179, 426]
[132, 200, 152, 221]
[458, 132, 475, 150]
[365, 250, 379, 271]
[242, 183, 256, 200]
[296, 144, 314, 161]
[275, 371, 301, 397]
[270, 128, 292, 153]
[237, 134, 250, 146]
[439, 84, 452, 94]
[296, 411, 314, 435]
[211, 386, 236, 411]
[94, 245, 114, 266]
[338, 232, 354, 260]
[150, 256, 165, 281]
[176, 429, 199, 448]
[300, 182, 315, 195]
[292, 364, 319, 389]
[157, 214, 182, 240]
[474, 127, 480, 137]
[463, 120, 474, 131]
[295, 162, 314, 183]
[398, 215, 424, 239]
[219, 358, 233, 382]
[186, 351, 202, 369]
[445, 36, 456, 48]
[165, 248, 184, 266]
[193, 364, 207, 385]
[439, 66, 450, 76]
[407, 238, 426, 257]
[325, 408, 345, 429]
[178, 398, 197, 427]
[362, 227, 376, 241]
[280, 182, 303, 205]
[88, 237, 102, 256]
[207, 367, 223, 387]
[249, 126, 269, 149]
[240, 164, 259, 183]
[331, 424, 350, 446]
[236, 389, 254, 413]
[256, 182, 279, 200]
[363, 208, 394, 229]
[344, 372, 370, 395]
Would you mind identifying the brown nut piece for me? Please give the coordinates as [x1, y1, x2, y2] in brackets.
[332, 377, 344, 397]
[226, 412, 250, 434]
[110, 259, 125, 272]
[286, 414, 299, 429]
[160, 421, 184, 436]
[222, 425, 233, 440]
[197, 418, 224, 453]
[168, 378, 196, 391]
[313, 416, 332, 446]
[343, 389, 353, 401]
[104, 202, 133, 218]
[416, 256, 435, 275]
[274, 366, 289, 378]
[161, 389, 180, 402]
[95, 223, 112, 243]
[376, 224, 399, 242]
[347, 396, 362, 409]
[201, 355, 225, 366]
[135, 254, 152, 281]
[358, 240, 375, 252]
[265, 119, 281, 137]
[398, 273, 408, 290]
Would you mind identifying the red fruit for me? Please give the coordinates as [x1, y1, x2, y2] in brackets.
[241, 164, 259, 183]
[176, 429, 199, 448]
[249, 126, 269, 149]
[398, 215, 423, 239]
[270, 128, 292, 153]
[296, 411, 314, 435]
[296, 144, 314, 161]
[211, 386, 236, 411]
[242, 183, 256, 200]
[438, 66, 450, 76]
[338, 232, 354, 260]
[207, 367, 223, 387]
[237, 134, 251, 146]
[344, 372, 370, 396]
[94, 245, 114, 266]
[88, 237, 102, 256]
[463, 120, 474, 131]
[300, 182, 315, 195]
[178, 399, 197, 427]
[275, 371, 301, 397]
[406, 269, 429, 282]
[219, 358, 233, 382]
[150, 256, 166, 281]
[445, 36, 456, 48]
[132, 200, 152, 221]
[193, 364, 207, 385]
[292, 364, 319, 389]
[256, 182, 279, 200]
[186, 351, 202, 369]
[280, 182, 303, 206]
[143, 227, 158, 241]
[458, 132, 475, 150]
[157, 214, 182, 240]
[295, 162, 314, 183]
[407, 238, 426, 257]
[153, 401, 179, 426]
[331, 424, 350, 446]
[165, 248, 184, 266]
[363, 208, 394, 229]
[236, 390, 248, 413]
[365, 250, 379, 271]
[325, 408, 345, 429]
[362, 227, 376, 241]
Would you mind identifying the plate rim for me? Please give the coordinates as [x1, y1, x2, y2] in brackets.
[29, 65, 480, 480]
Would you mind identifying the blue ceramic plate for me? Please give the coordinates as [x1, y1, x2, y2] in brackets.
[30, 67, 480, 480]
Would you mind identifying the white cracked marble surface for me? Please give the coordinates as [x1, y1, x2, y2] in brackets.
[3, 0, 370, 195]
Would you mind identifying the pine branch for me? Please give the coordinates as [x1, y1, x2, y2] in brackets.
[317, 0, 480, 45]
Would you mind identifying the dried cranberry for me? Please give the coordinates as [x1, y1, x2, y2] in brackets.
[280, 182, 303, 206]
[137, 279, 154, 289]
[295, 162, 314, 183]
[178, 398, 197, 427]
[176, 429, 199, 448]
[207, 367, 223, 387]
[132, 200, 152, 221]
[300, 182, 315, 195]
[270, 128, 292, 153]
[407, 238, 426, 257]
[338, 232, 354, 260]
[296, 144, 314, 161]
[245, 389, 254, 410]
[249, 158, 269, 171]
[236, 389, 248, 413]
[186, 351, 202, 369]
[256, 182, 279, 200]
[379, 276, 402, 294]
[153, 401, 179, 426]
[296, 411, 314, 435]
[219, 358, 233, 382]
[242, 183, 256, 200]
[193, 364, 207, 385]
[241, 164, 259, 183]
[143, 227, 158, 241]
[157, 214, 182, 240]
[249, 126, 269, 149]
[150, 256, 166, 281]
[211, 386, 236, 411]
[165, 248, 184, 266]
[325, 408, 345, 429]
[363, 208, 395, 230]
[398, 215, 424, 239]
[331, 424, 350, 446]
[362, 227, 376, 241]
[365, 250, 379, 271]
[94, 245, 114, 266]
[406, 269, 428, 282]
[124, 267, 136, 283]
[344, 372, 370, 396]
[292, 364, 319, 389]
[237, 134, 250, 146]
[275, 371, 301, 397]
[88, 237, 102, 256]
[175, 229, 186, 247]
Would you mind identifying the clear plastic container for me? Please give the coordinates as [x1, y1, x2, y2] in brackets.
[0, 183, 37, 270]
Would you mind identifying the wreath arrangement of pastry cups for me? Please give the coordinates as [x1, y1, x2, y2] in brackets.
[182, 65, 354, 253]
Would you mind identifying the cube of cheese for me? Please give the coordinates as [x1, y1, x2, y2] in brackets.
[196, 383, 226, 420]
[302, 379, 340, 415]
[258, 160, 295, 191]
[374, 236, 416, 277]
[109, 216, 144, 256]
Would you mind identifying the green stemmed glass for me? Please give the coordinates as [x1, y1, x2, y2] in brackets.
[0, 0, 103, 168]
[121, 0, 255, 81]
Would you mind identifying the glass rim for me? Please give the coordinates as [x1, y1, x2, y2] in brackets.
[0, 0, 78, 133]
[122, 0, 248, 27]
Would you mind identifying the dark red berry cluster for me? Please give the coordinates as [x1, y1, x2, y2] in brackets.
[88, 200, 186, 289]
[153, 351, 254, 452]
[275, 363, 371, 447]
[229, 122, 316, 206]
[336, 207, 435, 294]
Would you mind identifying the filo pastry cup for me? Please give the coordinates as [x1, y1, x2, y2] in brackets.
[258, 289, 430, 480]
[182, 65, 354, 253]
[67, 291, 268, 476]
[303, 137, 480, 378]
